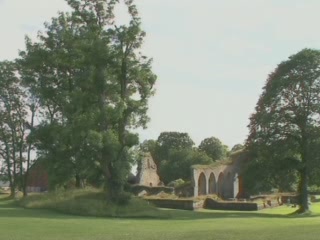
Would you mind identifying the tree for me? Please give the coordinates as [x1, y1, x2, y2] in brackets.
[0, 61, 37, 197]
[198, 137, 228, 161]
[145, 132, 216, 183]
[243, 139, 298, 194]
[140, 139, 157, 154]
[19, 0, 156, 202]
[307, 128, 320, 186]
[159, 149, 213, 183]
[247, 49, 320, 213]
[155, 132, 194, 161]
[230, 144, 244, 153]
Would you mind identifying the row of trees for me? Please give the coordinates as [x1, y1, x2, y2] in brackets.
[0, 61, 37, 197]
[140, 132, 242, 184]
[0, 0, 156, 202]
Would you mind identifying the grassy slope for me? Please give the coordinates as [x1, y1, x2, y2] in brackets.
[1, 194, 320, 240]
[18, 189, 166, 218]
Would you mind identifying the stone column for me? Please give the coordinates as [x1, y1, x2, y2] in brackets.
[193, 169, 198, 197]
[205, 172, 209, 195]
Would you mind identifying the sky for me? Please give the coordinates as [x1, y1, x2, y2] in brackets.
[1, 0, 320, 148]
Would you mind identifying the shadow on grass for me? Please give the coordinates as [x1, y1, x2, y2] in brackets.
[162, 208, 320, 220]
[0, 195, 19, 208]
[0, 196, 79, 220]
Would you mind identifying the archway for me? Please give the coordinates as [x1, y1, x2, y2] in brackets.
[208, 173, 216, 194]
[198, 172, 207, 195]
[217, 172, 224, 198]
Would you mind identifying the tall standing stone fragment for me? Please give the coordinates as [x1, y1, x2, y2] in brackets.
[137, 153, 160, 187]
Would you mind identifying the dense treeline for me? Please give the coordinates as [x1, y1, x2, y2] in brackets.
[140, 132, 238, 184]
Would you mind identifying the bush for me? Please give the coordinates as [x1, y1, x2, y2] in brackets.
[167, 179, 185, 188]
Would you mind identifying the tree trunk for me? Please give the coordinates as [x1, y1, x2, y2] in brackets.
[19, 140, 24, 193]
[22, 170, 28, 197]
[296, 167, 309, 213]
[23, 142, 32, 197]
[23, 106, 35, 197]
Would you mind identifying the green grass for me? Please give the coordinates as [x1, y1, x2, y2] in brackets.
[1, 194, 320, 240]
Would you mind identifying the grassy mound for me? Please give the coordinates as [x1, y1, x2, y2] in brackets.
[19, 188, 169, 218]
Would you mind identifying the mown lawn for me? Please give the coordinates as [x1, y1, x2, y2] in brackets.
[1, 194, 320, 240]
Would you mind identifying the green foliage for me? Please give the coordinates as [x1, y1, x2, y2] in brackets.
[0, 60, 36, 196]
[141, 133, 222, 183]
[247, 48, 320, 212]
[140, 139, 157, 155]
[140, 132, 195, 181]
[155, 132, 194, 161]
[18, 0, 156, 201]
[160, 149, 213, 183]
[198, 137, 228, 161]
[167, 179, 185, 188]
[230, 144, 244, 153]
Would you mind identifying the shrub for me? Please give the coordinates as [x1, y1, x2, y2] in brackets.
[168, 179, 185, 188]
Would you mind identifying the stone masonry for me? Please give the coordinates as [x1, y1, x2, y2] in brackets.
[192, 151, 247, 199]
[136, 153, 161, 187]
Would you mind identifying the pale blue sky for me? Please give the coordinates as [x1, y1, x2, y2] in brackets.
[1, 0, 320, 147]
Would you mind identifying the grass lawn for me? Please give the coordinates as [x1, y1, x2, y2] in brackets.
[1, 194, 320, 240]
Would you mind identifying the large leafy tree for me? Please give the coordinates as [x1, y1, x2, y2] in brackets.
[247, 49, 320, 213]
[19, 0, 156, 202]
[155, 132, 195, 161]
[198, 137, 228, 161]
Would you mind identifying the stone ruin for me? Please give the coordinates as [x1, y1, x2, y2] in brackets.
[192, 151, 247, 199]
[136, 153, 161, 187]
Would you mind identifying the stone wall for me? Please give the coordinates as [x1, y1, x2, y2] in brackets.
[192, 151, 247, 199]
[136, 153, 161, 187]
[130, 185, 174, 195]
[146, 199, 204, 210]
[204, 198, 258, 211]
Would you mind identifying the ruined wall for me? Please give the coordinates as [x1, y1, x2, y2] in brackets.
[136, 153, 161, 187]
[192, 152, 247, 199]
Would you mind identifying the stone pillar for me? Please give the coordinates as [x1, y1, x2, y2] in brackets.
[193, 169, 198, 197]
[194, 185, 198, 197]
[205, 172, 209, 195]
[233, 174, 239, 198]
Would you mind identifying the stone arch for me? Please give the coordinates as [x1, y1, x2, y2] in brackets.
[208, 172, 216, 194]
[217, 172, 224, 198]
[198, 172, 207, 196]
